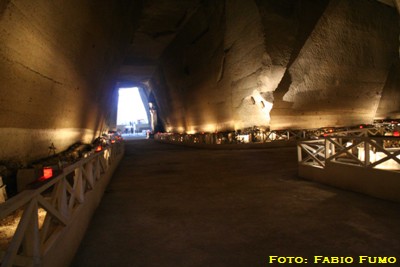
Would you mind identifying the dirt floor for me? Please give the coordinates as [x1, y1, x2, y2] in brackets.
[72, 140, 400, 267]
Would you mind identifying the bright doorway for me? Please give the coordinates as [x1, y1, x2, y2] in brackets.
[117, 87, 150, 136]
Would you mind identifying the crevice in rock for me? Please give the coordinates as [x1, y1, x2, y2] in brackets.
[224, 42, 233, 54]
[217, 54, 226, 82]
[150, 30, 176, 39]
[375, 59, 400, 119]
[1, 55, 63, 85]
[273, 0, 330, 102]
[218, 42, 234, 83]
[260, 91, 274, 103]
[175, 10, 189, 29]
[190, 26, 209, 45]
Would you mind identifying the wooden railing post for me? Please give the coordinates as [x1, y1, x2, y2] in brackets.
[74, 168, 84, 204]
[0, 142, 124, 267]
[364, 140, 370, 167]
[85, 161, 94, 190]
[297, 143, 302, 163]
[58, 179, 69, 219]
[23, 198, 40, 266]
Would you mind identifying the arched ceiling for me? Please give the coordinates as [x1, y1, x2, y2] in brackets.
[118, 0, 201, 84]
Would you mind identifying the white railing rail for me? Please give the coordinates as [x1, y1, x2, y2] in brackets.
[0, 142, 123, 267]
[322, 127, 385, 137]
[155, 126, 387, 145]
[265, 129, 307, 141]
[297, 139, 327, 168]
[298, 136, 400, 171]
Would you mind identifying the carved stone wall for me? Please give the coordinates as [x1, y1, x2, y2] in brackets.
[0, 1, 136, 163]
[150, 0, 398, 132]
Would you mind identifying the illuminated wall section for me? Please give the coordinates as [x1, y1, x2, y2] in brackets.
[375, 60, 400, 120]
[0, 1, 134, 163]
[152, 0, 278, 133]
[270, 0, 398, 129]
[152, 0, 398, 133]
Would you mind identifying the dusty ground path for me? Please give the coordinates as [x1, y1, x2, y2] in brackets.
[72, 140, 400, 267]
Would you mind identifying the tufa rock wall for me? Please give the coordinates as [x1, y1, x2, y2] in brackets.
[0, 0, 136, 164]
[150, 0, 399, 132]
[270, 0, 399, 129]
[375, 59, 400, 119]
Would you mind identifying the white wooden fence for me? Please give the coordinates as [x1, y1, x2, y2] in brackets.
[0, 141, 123, 267]
[155, 126, 387, 145]
[322, 127, 385, 137]
[298, 136, 400, 171]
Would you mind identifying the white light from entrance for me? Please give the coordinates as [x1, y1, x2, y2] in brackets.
[117, 87, 149, 125]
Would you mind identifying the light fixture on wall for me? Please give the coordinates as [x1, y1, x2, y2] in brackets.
[38, 167, 53, 181]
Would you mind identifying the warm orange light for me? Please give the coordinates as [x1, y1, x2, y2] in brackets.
[111, 140, 116, 144]
[95, 145, 102, 152]
[38, 167, 53, 181]
[43, 167, 52, 179]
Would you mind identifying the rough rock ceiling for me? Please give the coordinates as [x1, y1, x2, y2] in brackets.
[118, 0, 200, 83]
[377, 0, 396, 7]
[119, 0, 398, 85]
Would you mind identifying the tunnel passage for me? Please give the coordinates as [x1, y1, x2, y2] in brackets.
[0, 0, 399, 222]
[0, 0, 399, 166]
[72, 140, 400, 266]
[0, 0, 400, 266]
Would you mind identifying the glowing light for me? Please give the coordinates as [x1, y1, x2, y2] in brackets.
[117, 87, 149, 125]
[43, 167, 53, 179]
[237, 134, 250, 143]
[177, 127, 185, 133]
[38, 167, 53, 181]
[203, 124, 216, 133]
[95, 145, 102, 152]
[394, 131, 399, 137]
